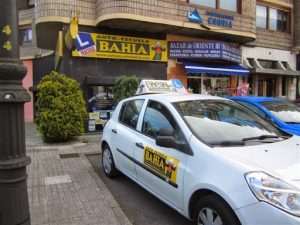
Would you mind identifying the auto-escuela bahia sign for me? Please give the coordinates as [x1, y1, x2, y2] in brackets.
[72, 32, 167, 62]
[168, 41, 242, 64]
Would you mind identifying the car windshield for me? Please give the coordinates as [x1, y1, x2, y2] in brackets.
[174, 100, 287, 146]
[260, 101, 300, 123]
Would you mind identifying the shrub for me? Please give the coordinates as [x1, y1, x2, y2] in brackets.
[113, 75, 139, 103]
[37, 71, 88, 142]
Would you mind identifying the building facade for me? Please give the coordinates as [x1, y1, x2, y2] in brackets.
[18, 0, 54, 122]
[32, 0, 300, 131]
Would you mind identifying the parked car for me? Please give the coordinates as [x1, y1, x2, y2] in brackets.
[101, 92, 300, 225]
[228, 96, 300, 136]
[294, 98, 300, 107]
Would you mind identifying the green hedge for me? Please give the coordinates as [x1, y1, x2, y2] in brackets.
[113, 75, 139, 103]
[37, 71, 88, 142]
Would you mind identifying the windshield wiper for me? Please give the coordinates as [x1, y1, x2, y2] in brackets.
[285, 122, 300, 124]
[242, 135, 279, 142]
[209, 141, 245, 147]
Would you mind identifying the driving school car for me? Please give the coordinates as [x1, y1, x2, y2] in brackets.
[101, 81, 300, 225]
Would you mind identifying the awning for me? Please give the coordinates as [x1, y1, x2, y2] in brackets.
[181, 61, 249, 76]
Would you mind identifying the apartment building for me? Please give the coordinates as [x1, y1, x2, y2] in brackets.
[31, 0, 299, 131]
[18, 0, 53, 122]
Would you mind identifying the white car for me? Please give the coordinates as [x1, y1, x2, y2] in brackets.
[101, 93, 300, 225]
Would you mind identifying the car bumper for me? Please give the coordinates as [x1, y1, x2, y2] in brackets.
[235, 201, 300, 225]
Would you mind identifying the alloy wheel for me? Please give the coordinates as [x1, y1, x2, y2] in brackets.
[197, 207, 223, 225]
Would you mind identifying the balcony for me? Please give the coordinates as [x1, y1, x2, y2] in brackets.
[35, 0, 256, 50]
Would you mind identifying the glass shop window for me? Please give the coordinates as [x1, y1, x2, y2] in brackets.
[87, 86, 115, 132]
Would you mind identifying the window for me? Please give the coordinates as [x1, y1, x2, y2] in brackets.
[219, 0, 237, 12]
[236, 101, 267, 119]
[190, 0, 216, 8]
[119, 100, 144, 129]
[87, 85, 115, 132]
[256, 5, 267, 29]
[256, 5, 290, 32]
[261, 101, 300, 123]
[269, 9, 288, 32]
[142, 101, 177, 139]
[18, 0, 34, 10]
[19, 27, 32, 45]
[175, 100, 283, 145]
[189, 0, 240, 12]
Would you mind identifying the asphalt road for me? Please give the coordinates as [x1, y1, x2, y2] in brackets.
[87, 154, 193, 225]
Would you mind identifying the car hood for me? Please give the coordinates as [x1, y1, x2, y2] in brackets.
[216, 136, 300, 189]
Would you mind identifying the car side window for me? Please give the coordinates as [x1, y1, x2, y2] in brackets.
[142, 101, 181, 139]
[236, 101, 267, 119]
[119, 99, 144, 129]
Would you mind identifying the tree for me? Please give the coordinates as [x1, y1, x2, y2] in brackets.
[36, 71, 88, 142]
[113, 75, 139, 103]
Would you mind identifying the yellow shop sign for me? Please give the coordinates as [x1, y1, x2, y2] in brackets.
[72, 32, 167, 62]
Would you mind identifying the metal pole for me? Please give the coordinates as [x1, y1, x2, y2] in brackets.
[0, 0, 31, 224]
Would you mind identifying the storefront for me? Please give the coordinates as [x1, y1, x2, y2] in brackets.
[59, 27, 168, 132]
[242, 47, 300, 100]
[167, 38, 249, 96]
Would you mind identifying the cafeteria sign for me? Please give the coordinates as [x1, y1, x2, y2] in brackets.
[72, 32, 167, 62]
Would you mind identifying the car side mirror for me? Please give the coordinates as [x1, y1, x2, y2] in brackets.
[156, 128, 186, 151]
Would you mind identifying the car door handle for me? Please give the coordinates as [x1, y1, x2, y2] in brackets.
[111, 129, 117, 134]
[135, 142, 144, 149]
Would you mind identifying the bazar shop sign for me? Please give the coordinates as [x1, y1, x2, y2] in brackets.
[72, 32, 167, 62]
[168, 41, 241, 64]
[206, 11, 234, 28]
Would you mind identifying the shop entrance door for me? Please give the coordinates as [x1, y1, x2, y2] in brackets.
[258, 78, 274, 97]
[187, 78, 201, 93]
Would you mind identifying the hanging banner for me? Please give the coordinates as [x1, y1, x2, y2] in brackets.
[72, 32, 167, 62]
[55, 31, 63, 71]
[64, 17, 78, 50]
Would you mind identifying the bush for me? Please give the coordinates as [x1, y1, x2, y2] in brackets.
[113, 75, 139, 103]
[37, 71, 88, 142]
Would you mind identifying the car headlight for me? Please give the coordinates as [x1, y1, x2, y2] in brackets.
[245, 172, 300, 217]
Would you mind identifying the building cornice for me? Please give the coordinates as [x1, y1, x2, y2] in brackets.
[19, 19, 32, 26]
[259, 0, 293, 9]
[36, 16, 96, 27]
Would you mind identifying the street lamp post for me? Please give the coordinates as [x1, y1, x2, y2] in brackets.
[0, 0, 31, 224]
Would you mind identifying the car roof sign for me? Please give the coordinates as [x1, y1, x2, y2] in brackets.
[136, 79, 188, 95]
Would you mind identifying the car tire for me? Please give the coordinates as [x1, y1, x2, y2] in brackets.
[193, 194, 240, 225]
[102, 145, 119, 178]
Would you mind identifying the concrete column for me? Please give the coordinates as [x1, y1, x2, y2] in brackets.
[288, 78, 297, 100]
[253, 75, 259, 96]
[276, 76, 282, 98]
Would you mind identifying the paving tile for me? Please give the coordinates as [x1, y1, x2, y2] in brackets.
[25, 123, 132, 225]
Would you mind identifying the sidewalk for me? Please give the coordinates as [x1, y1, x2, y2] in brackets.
[25, 123, 132, 225]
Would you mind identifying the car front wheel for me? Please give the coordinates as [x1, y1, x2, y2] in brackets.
[193, 195, 240, 225]
[102, 145, 119, 178]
